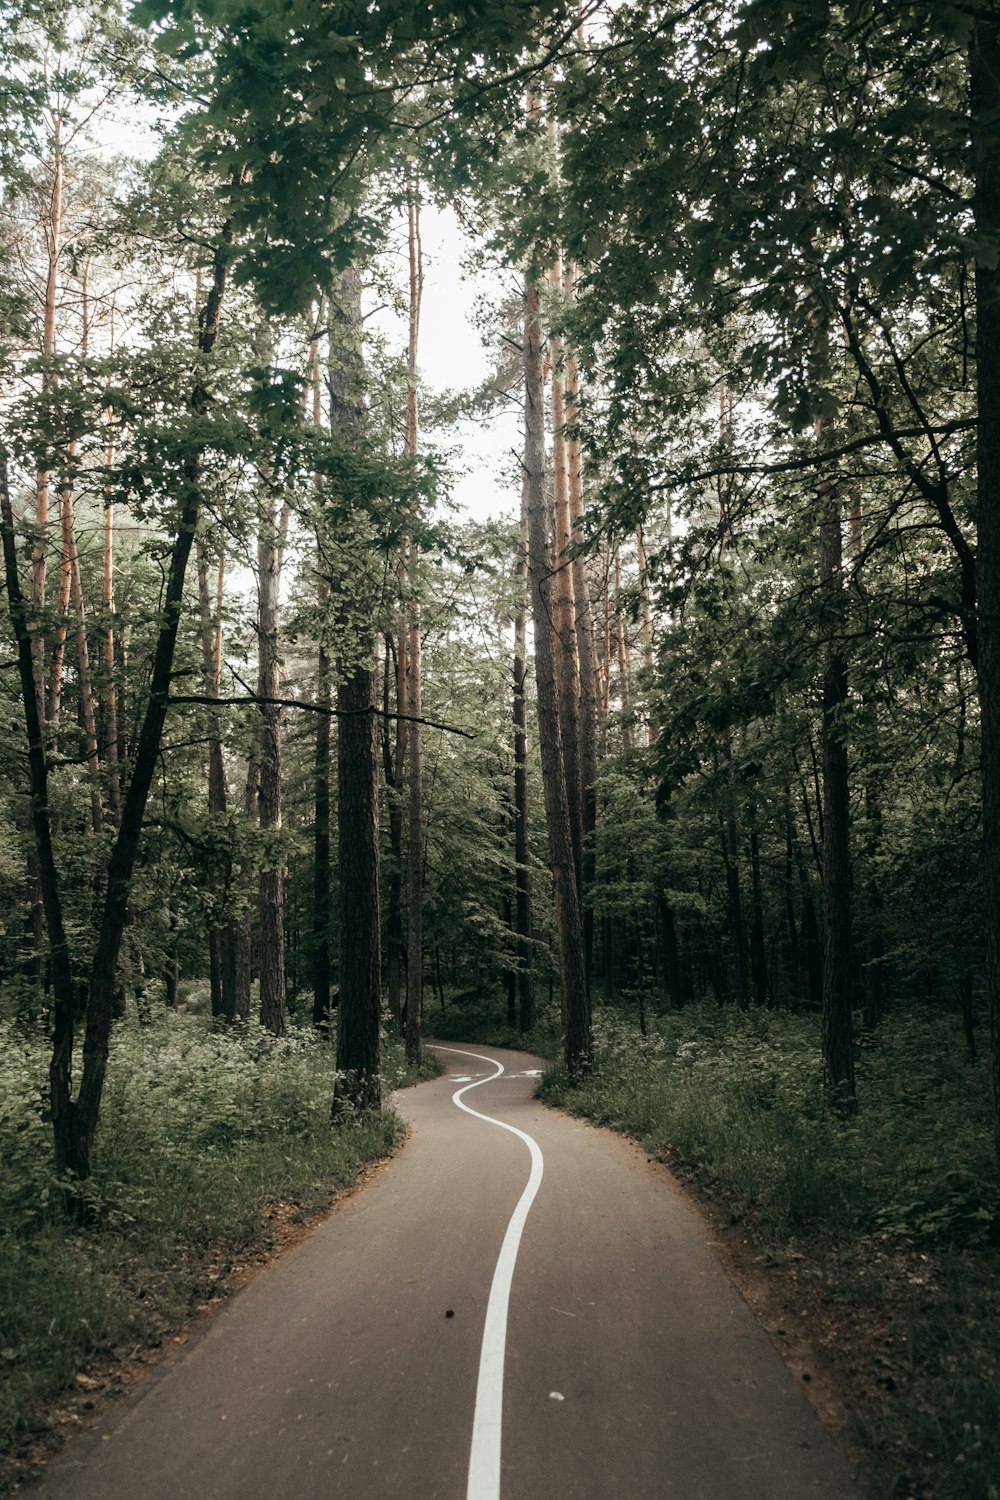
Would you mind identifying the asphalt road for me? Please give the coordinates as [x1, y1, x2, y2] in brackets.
[28, 1042, 862, 1500]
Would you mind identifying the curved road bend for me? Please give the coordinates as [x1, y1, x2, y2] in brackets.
[28, 1043, 861, 1500]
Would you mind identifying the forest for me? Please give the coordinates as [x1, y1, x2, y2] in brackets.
[2, 1, 1000, 1497]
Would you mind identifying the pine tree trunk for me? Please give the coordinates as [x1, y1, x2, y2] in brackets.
[613, 552, 633, 751]
[382, 634, 407, 1034]
[329, 264, 382, 1111]
[817, 451, 856, 1105]
[783, 794, 801, 1003]
[307, 323, 334, 1030]
[48, 465, 75, 727]
[971, 9, 1000, 1169]
[0, 450, 76, 1167]
[719, 732, 749, 1010]
[513, 478, 534, 1032]
[31, 119, 62, 722]
[256, 494, 289, 1038]
[524, 271, 590, 1076]
[102, 303, 122, 823]
[749, 809, 769, 1007]
[335, 660, 382, 1110]
[404, 183, 424, 1068]
[197, 545, 229, 1020]
[313, 633, 333, 1028]
[549, 269, 585, 900]
[566, 335, 599, 983]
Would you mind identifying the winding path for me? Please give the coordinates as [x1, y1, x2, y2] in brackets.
[29, 1043, 861, 1500]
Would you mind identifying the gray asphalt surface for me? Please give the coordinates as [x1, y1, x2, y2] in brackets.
[27, 1042, 862, 1500]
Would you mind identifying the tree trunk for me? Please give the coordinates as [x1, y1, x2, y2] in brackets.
[524, 270, 590, 1076]
[313, 632, 333, 1029]
[566, 328, 599, 984]
[31, 118, 62, 723]
[513, 478, 535, 1032]
[197, 545, 230, 1020]
[613, 551, 633, 751]
[329, 264, 382, 1111]
[335, 660, 382, 1110]
[405, 183, 424, 1069]
[549, 257, 585, 904]
[308, 322, 334, 1031]
[256, 490, 290, 1038]
[102, 302, 122, 823]
[972, 9, 1000, 1169]
[718, 733, 749, 1010]
[783, 794, 801, 1004]
[817, 438, 856, 1105]
[749, 809, 769, 1007]
[0, 449, 77, 1169]
[382, 634, 407, 1034]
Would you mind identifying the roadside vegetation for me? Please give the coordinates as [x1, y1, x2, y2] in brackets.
[0, 1002, 431, 1495]
[536, 1002, 1000, 1500]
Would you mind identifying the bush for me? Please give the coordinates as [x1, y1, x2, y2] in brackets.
[0, 1011, 408, 1486]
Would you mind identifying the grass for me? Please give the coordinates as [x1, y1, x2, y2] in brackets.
[540, 1001, 1000, 1500]
[0, 1010, 433, 1493]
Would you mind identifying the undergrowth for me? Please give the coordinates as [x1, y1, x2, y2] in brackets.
[423, 987, 560, 1057]
[540, 1002, 1000, 1500]
[0, 1012, 423, 1491]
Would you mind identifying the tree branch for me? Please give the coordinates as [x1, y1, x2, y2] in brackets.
[167, 692, 476, 738]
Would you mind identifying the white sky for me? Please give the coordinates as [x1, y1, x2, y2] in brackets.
[373, 202, 523, 526]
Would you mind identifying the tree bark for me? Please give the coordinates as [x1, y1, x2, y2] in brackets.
[0, 448, 77, 1169]
[749, 808, 769, 1007]
[565, 326, 599, 983]
[197, 544, 230, 1020]
[971, 8, 1000, 1169]
[524, 271, 590, 1076]
[329, 264, 382, 1111]
[549, 257, 585, 904]
[31, 116, 62, 722]
[382, 633, 407, 1033]
[613, 551, 633, 751]
[102, 301, 122, 822]
[312, 629, 333, 1029]
[405, 183, 424, 1069]
[817, 428, 856, 1105]
[513, 476, 535, 1032]
[256, 490, 290, 1038]
[310, 325, 334, 1031]
[335, 662, 382, 1110]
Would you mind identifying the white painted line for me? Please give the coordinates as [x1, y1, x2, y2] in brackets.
[433, 1046, 544, 1500]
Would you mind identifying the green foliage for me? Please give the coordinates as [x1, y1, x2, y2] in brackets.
[540, 1002, 1000, 1500]
[423, 987, 560, 1057]
[540, 1004, 996, 1242]
[0, 1011, 407, 1484]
